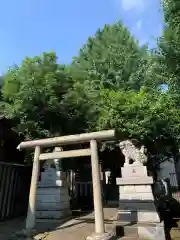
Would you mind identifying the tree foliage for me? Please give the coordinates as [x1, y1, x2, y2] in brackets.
[158, 0, 180, 93]
[1, 17, 180, 159]
[95, 88, 180, 144]
[72, 22, 155, 91]
[2, 52, 74, 139]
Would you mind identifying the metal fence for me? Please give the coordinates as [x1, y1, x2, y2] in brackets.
[0, 162, 32, 221]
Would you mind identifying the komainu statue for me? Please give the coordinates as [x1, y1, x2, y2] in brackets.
[119, 140, 147, 166]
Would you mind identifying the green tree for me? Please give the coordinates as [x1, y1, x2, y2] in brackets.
[64, 21, 165, 140]
[158, 0, 180, 93]
[2, 18, 179, 160]
[93, 87, 180, 148]
[2, 52, 74, 139]
[64, 20, 180, 153]
[72, 21, 157, 92]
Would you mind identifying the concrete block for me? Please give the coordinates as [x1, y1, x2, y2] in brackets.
[41, 170, 66, 180]
[36, 216, 71, 223]
[116, 177, 153, 185]
[37, 179, 69, 188]
[36, 193, 69, 203]
[117, 210, 160, 223]
[36, 201, 70, 211]
[120, 185, 152, 194]
[138, 211, 160, 223]
[118, 201, 157, 211]
[120, 186, 136, 194]
[36, 209, 71, 219]
[120, 192, 154, 201]
[121, 166, 147, 178]
[36, 187, 68, 196]
[134, 185, 152, 193]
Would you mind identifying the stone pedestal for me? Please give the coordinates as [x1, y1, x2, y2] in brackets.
[86, 231, 115, 240]
[116, 165, 160, 223]
[36, 160, 71, 223]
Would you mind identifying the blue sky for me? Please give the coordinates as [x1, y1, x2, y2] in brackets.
[0, 0, 163, 74]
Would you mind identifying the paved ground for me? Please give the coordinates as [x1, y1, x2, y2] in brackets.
[2, 208, 180, 240]
[0, 208, 117, 240]
[35, 208, 117, 240]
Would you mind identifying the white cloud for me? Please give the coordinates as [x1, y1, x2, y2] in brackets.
[121, 0, 145, 11]
[136, 20, 142, 30]
[131, 20, 143, 36]
[131, 20, 147, 46]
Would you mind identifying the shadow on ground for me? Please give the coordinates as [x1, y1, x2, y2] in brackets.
[7, 210, 90, 239]
[5, 199, 180, 240]
[7, 208, 118, 240]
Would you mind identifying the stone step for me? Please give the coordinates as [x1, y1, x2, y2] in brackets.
[115, 221, 165, 239]
[114, 221, 161, 238]
[117, 237, 138, 240]
[115, 223, 138, 238]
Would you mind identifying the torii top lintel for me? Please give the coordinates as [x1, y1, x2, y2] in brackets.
[17, 129, 116, 150]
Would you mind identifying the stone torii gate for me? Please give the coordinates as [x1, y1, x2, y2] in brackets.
[17, 130, 116, 240]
